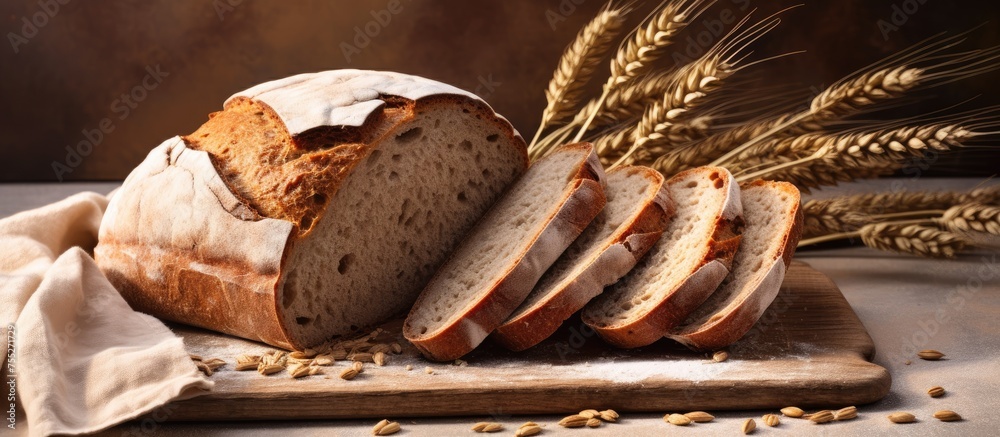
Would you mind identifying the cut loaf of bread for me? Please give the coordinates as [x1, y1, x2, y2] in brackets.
[666, 180, 803, 351]
[492, 166, 674, 351]
[581, 167, 744, 348]
[95, 70, 527, 350]
[404, 143, 606, 361]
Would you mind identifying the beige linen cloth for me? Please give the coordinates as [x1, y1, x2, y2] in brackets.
[1, 192, 213, 436]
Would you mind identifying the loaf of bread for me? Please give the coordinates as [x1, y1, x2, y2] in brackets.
[667, 180, 802, 351]
[582, 167, 744, 348]
[492, 165, 673, 351]
[404, 143, 605, 361]
[95, 70, 528, 350]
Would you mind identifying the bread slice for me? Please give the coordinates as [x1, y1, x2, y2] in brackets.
[581, 166, 744, 348]
[492, 166, 674, 351]
[666, 180, 803, 351]
[404, 143, 606, 361]
[95, 70, 527, 350]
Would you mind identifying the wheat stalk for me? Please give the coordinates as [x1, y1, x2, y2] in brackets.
[528, 8, 626, 155]
[859, 223, 967, 258]
[596, 115, 712, 166]
[693, 66, 921, 170]
[594, 77, 787, 166]
[571, 64, 752, 137]
[653, 118, 781, 175]
[593, 126, 633, 157]
[572, 70, 679, 129]
[796, 66, 923, 133]
[541, 8, 625, 125]
[596, 53, 744, 167]
[798, 191, 1000, 254]
[800, 207, 871, 240]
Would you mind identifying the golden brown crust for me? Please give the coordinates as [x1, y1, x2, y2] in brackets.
[185, 96, 412, 236]
[98, 88, 527, 351]
[404, 144, 605, 361]
[738, 180, 802, 268]
[668, 180, 803, 351]
[492, 166, 673, 351]
[584, 167, 744, 349]
[591, 257, 732, 348]
[98, 238, 292, 348]
[95, 138, 298, 349]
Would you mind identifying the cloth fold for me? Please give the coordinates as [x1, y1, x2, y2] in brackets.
[1, 192, 213, 436]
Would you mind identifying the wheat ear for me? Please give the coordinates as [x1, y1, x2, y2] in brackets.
[942, 202, 1000, 236]
[734, 123, 974, 188]
[612, 57, 732, 166]
[528, 7, 626, 156]
[572, 0, 712, 142]
[729, 119, 993, 185]
[607, 0, 710, 87]
[796, 66, 923, 133]
[709, 34, 1000, 167]
[802, 186, 1000, 238]
[702, 66, 922, 169]
[609, 10, 787, 169]
[859, 223, 966, 258]
[591, 76, 785, 165]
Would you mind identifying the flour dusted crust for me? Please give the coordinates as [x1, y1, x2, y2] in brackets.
[228, 69, 503, 135]
[96, 70, 527, 350]
[96, 137, 295, 345]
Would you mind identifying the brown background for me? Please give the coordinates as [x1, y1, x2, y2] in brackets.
[1, 0, 998, 182]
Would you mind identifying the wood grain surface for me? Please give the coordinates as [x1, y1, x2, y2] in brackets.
[169, 261, 890, 420]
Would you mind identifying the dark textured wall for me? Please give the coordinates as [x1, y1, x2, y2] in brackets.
[1, 0, 997, 181]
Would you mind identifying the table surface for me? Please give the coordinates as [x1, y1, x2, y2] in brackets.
[3, 178, 998, 437]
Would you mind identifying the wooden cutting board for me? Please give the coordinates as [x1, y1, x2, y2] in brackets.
[170, 261, 890, 420]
